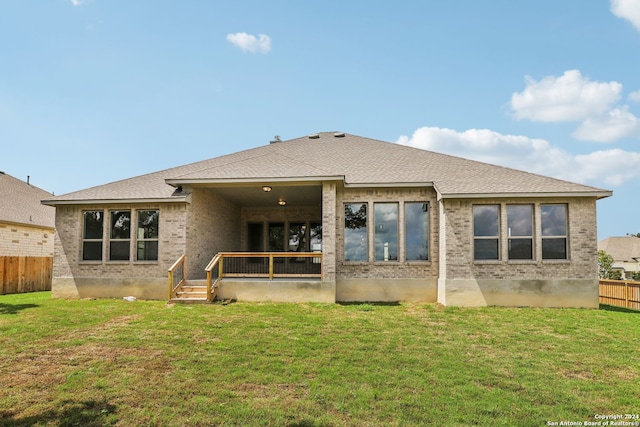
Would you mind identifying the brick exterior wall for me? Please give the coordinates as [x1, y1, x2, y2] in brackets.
[440, 197, 598, 280]
[186, 188, 241, 279]
[53, 203, 187, 284]
[322, 182, 336, 283]
[438, 197, 599, 307]
[50, 182, 602, 307]
[0, 222, 54, 257]
[334, 185, 439, 280]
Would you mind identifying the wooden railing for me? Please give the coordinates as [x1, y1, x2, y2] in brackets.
[167, 254, 186, 300]
[205, 253, 222, 302]
[215, 252, 322, 280]
[599, 279, 640, 310]
[172, 252, 322, 302]
[204, 252, 322, 299]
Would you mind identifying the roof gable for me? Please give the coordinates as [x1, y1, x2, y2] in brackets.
[598, 236, 640, 262]
[0, 172, 55, 228]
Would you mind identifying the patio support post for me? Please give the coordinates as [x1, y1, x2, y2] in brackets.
[321, 182, 337, 284]
[269, 253, 274, 280]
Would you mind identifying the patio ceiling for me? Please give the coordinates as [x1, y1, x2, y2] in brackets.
[206, 184, 323, 208]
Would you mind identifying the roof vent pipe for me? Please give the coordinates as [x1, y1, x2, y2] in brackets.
[333, 132, 345, 138]
[270, 135, 282, 144]
[308, 134, 320, 139]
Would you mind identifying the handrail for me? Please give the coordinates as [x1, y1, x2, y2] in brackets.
[204, 252, 322, 297]
[171, 251, 322, 302]
[219, 252, 322, 279]
[219, 252, 320, 257]
[205, 253, 223, 302]
[167, 254, 186, 300]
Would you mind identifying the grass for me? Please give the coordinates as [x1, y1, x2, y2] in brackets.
[0, 292, 639, 426]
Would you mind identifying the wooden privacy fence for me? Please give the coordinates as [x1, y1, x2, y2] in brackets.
[599, 279, 640, 310]
[0, 256, 53, 295]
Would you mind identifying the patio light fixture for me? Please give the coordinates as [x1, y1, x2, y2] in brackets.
[278, 199, 286, 206]
[262, 186, 272, 192]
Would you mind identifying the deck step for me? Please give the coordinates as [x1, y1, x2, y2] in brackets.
[180, 285, 207, 291]
[169, 297, 208, 304]
[170, 283, 214, 304]
[176, 289, 207, 295]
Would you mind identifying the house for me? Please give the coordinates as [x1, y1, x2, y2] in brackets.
[42, 132, 611, 307]
[598, 236, 640, 279]
[1, 172, 55, 294]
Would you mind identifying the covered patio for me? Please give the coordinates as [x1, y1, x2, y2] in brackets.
[167, 180, 335, 303]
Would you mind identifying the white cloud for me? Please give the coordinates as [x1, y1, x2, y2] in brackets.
[574, 149, 640, 186]
[510, 70, 622, 122]
[611, 0, 640, 31]
[629, 90, 640, 102]
[510, 69, 640, 143]
[397, 126, 640, 187]
[69, 0, 91, 6]
[572, 106, 640, 142]
[226, 32, 271, 54]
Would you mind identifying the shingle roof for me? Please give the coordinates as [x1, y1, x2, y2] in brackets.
[0, 172, 55, 228]
[598, 236, 640, 262]
[43, 132, 611, 204]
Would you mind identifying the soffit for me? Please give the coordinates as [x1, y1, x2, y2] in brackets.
[203, 184, 322, 208]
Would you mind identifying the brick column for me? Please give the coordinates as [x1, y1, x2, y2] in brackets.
[321, 182, 337, 284]
[437, 199, 447, 305]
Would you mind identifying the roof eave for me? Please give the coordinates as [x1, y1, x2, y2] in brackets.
[0, 219, 55, 232]
[343, 182, 435, 188]
[41, 196, 190, 206]
[165, 176, 345, 186]
[438, 190, 613, 200]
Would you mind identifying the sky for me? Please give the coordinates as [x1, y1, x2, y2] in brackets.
[1, 0, 639, 239]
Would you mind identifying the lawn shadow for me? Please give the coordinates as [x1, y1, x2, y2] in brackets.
[288, 421, 325, 427]
[0, 303, 39, 315]
[0, 400, 117, 427]
[599, 303, 640, 314]
[337, 301, 401, 307]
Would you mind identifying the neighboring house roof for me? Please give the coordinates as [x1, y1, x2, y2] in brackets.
[0, 172, 55, 228]
[43, 132, 611, 205]
[598, 236, 640, 263]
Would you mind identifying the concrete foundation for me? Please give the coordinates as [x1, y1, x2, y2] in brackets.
[52, 277, 167, 300]
[52, 276, 599, 308]
[336, 278, 437, 302]
[444, 278, 599, 308]
[216, 279, 336, 303]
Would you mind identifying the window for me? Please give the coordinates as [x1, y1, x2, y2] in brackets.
[344, 203, 367, 261]
[288, 222, 307, 252]
[110, 210, 131, 261]
[473, 205, 500, 260]
[374, 203, 398, 261]
[137, 210, 159, 261]
[405, 202, 429, 261]
[268, 222, 285, 252]
[82, 211, 103, 261]
[541, 204, 568, 259]
[507, 205, 533, 260]
[310, 222, 322, 252]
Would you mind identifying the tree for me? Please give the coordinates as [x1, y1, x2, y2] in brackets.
[598, 250, 615, 279]
[610, 269, 623, 280]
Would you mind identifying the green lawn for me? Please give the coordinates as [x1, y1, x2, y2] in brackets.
[0, 292, 639, 426]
